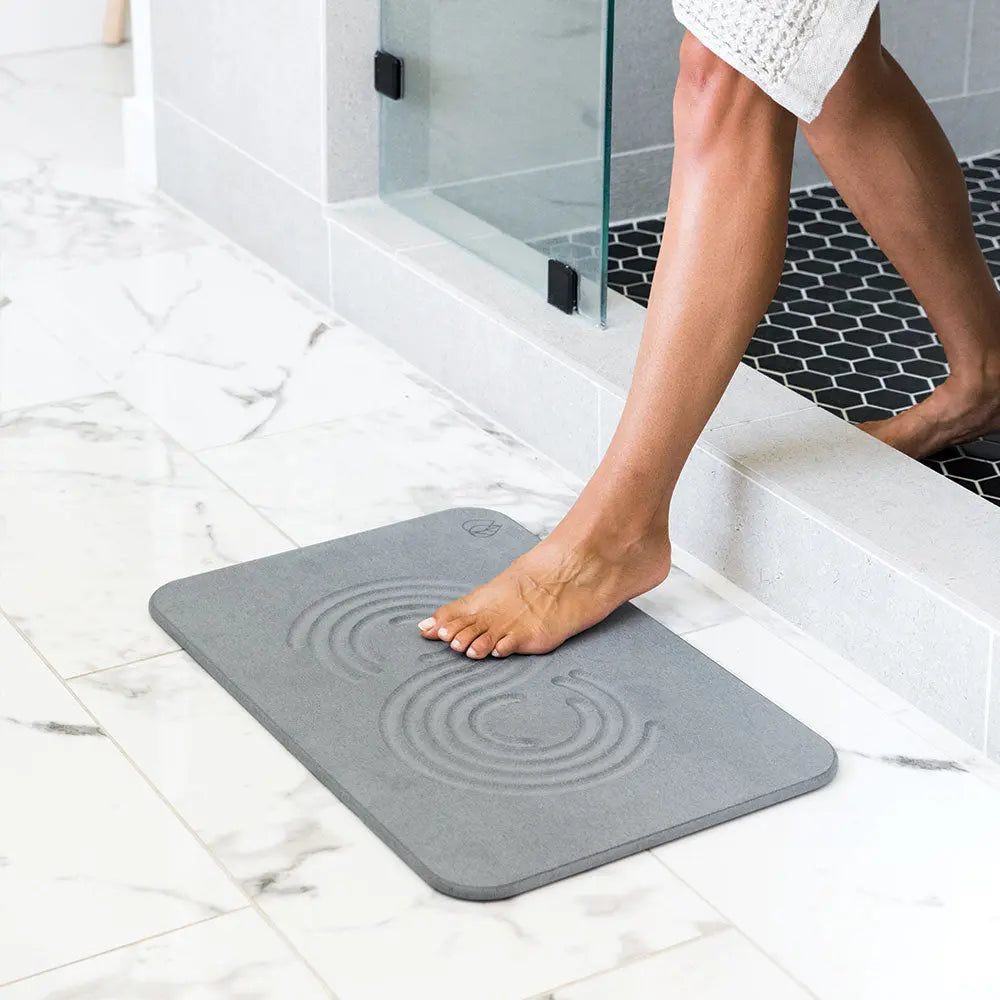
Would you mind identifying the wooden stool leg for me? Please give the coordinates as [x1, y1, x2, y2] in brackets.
[103, 0, 129, 46]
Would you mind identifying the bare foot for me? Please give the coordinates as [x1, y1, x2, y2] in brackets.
[416, 517, 672, 660]
[859, 373, 1000, 459]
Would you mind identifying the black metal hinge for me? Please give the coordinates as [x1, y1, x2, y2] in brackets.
[374, 51, 403, 100]
[547, 260, 579, 314]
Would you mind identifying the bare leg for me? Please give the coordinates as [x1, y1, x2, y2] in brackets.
[417, 35, 797, 659]
[800, 6, 1000, 458]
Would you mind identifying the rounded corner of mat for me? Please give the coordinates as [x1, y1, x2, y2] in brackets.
[148, 577, 187, 620]
[420, 867, 531, 903]
[399, 847, 536, 902]
[815, 738, 839, 787]
[799, 735, 839, 794]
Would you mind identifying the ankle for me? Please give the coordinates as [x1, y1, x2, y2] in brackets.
[940, 367, 1000, 410]
[558, 501, 672, 564]
[946, 347, 1000, 394]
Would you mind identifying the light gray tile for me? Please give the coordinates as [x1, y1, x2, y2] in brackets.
[328, 216, 601, 480]
[988, 633, 1000, 762]
[610, 145, 672, 223]
[791, 130, 829, 191]
[155, 101, 330, 303]
[328, 199, 648, 393]
[437, 158, 605, 245]
[882, 0, 972, 100]
[150, 0, 324, 198]
[704, 406, 1000, 627]
[598, 386, 624, 456]
[326, 0, 380, 202]
[672, 439, 993, 745]
[968, 0, 1000, 93]
[611, 0, 683, 154]
[708, 363, 815, 430]
[929, 88, 1000, 158]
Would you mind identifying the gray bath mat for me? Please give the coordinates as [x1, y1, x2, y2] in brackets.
[149, 507, 836, 900]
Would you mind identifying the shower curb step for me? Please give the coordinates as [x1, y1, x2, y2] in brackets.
[326, 196, 1000, 763]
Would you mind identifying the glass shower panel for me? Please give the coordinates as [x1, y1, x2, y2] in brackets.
[379, 0, 614, 324]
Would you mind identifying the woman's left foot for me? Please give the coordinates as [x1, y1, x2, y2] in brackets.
[858, 372, 1000, 459]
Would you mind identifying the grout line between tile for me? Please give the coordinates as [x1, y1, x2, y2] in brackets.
[332, 212, 613, 383]
[963, 0, 977, 95]
[0, 605, 343, 1000]
[518, 923, 733, 1000]
[644, 852, 823, 1000]
[64, 648, 181, 681]
[704, 400, 814, 433]
[985, 629, 995, 755]
[0, 908, 252, 992]
[155, 97, 325, 207]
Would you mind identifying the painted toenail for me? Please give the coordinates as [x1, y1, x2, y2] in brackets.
[438, 627, 449, 638]
[450, 638, 461, 649]
[418, 618, 435, 629]
[491, 649, 500, 657]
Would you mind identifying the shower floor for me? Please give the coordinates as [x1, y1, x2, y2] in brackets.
[538, 152, 1000, 506]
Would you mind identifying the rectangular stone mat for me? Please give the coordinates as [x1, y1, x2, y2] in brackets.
[150, 507, 837, 900]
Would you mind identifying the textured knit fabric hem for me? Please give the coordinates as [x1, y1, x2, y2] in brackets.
[671, 0, 881, 122]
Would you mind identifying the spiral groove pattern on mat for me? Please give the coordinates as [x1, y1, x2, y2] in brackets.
[286, 577, 465, 679]
[379, 661, 658, 793]
[287, 576, 658, 792]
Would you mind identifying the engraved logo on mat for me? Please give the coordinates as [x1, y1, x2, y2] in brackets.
[461, 518, 502, 538]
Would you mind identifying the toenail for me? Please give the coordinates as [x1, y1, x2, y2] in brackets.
[491, 649, 500, 657]
[438, 627, 449, 638]
[418, 617, 435, 629]
[450, 638, 461, 649]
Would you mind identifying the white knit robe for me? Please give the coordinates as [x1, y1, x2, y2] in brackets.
[671, 0, 881, 121]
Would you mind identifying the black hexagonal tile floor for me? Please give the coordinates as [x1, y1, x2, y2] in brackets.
[594, 151, 1000, 507]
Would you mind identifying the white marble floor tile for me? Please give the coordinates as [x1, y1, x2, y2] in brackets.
[0, 45, 203, 288]
[0, 51, 126, 170]
[198, 392, 581, 546]
[0, 617, 244, 986]
[0, 45, 134, 98]
[15, 244, 435, 450]
[543, 929, 811, 1000]
[631, 570, 742, 637]
[0, 299, 106, 410]
[71, 650, 728, 1000]
[652, 616, 1000, 1000]
[0, 161, 205, 287]
[893, 703, 1000, 792]
[0, 910, 329, 999]
[0, 393, 291, 676]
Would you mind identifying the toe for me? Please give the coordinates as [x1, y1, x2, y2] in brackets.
[426, 599, 465, 637]
[435, 613, 473, 642]
[467, 632, 496, 659]
[450, 622, 486, 653]
[491, 634, 517, 658]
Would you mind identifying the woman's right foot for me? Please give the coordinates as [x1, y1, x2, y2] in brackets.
[416, 498, 672, 660]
